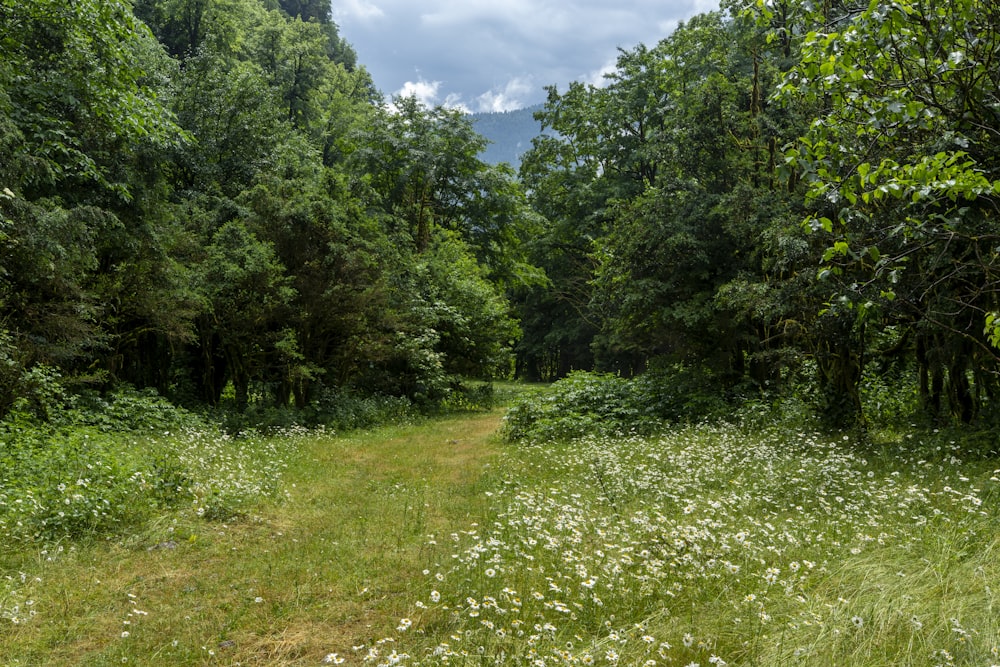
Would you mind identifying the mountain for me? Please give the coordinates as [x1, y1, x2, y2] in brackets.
[471, 105, 545, 168]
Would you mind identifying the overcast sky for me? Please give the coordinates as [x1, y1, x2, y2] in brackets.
[333, 0, 720, 112]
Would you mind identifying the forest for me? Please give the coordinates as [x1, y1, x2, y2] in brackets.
[2, 0, 1000, 431]
[3, 1, 1000, 664]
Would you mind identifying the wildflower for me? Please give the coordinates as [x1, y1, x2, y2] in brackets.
[851, 616, 864, 629]
[397, 618, 412, 632]
[430, 590, 441, 603]
[683, 633, 694, 647]
[322, 654, 345, 664]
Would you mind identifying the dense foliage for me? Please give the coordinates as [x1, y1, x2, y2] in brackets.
[511, 0, 1000, 429]
[0, 0, 527, 422]
[3, 0, 1000, 434]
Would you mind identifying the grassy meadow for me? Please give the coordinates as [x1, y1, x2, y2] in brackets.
[2, 399, 1000, 665]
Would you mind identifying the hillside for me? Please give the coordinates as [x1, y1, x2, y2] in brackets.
[471, 104, 545, 167]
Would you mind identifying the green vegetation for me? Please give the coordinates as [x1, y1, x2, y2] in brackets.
[0, 407, 504, 664]
[3, 0, 1000, 428]
[2, 395, 998, 665]
[513, 0, 1000, 431]
[393, 418, 1000, 667]
[3, 0, 1000, 663]
[0, 0, 528, 423]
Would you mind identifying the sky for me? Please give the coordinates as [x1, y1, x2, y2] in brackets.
[332, 0, 721, 113]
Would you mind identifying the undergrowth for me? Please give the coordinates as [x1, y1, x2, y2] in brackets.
[0, 387, 298, 546]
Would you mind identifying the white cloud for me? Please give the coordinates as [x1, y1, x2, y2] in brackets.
[396, 78, 443, 107]
[333, 0, 385, 22]
[394, 80, 473, 112]
[583, 57, 620, 88]
[474, 76, 536, 112]
[443, 93, 472, 113]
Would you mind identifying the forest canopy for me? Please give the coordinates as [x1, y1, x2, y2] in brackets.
[2, 0, 1000, 429]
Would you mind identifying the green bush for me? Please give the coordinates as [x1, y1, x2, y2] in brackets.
[437, 382, 497, 412]
[502, 366, 740, 442]
[307, 387, 417, 431]
[0, 388, 294, 543]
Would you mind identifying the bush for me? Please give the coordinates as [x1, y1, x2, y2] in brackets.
[437, 382, 497, 412]
[502, 366, 740, 442]
[0, 388, 294, 543]
[61, 385, 203, 432]
[307, 386, 416, 431]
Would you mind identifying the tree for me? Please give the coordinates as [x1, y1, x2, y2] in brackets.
[519, 10, 816, 387]
[194, 221, 295, 409]
[776, 0, 1000, 421]
[350, 97, 497, 252]
[0, 0, 183, 201]
[0, 0, 194, 405]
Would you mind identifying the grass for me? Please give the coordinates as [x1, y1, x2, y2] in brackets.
[2, 403, 1000, 666]
[0, 411, 505, 665]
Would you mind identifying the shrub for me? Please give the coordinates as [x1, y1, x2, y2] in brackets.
[307, 386, 417, 431]
[502, 372, 650, 441]
[502, 366, 739, 442]
[0, 388, 294, 543]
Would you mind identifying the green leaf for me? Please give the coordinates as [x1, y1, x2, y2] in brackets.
[856, 162, 870, 184]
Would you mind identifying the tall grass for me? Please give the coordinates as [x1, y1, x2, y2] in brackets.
[356, 425, 1000, 666]
[2, 384, 998, 665]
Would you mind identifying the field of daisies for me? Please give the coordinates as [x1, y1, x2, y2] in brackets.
[345, 423, 1000, 667]
[2, 380, 999, 665]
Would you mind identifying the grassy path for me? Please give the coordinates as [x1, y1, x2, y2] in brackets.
[2, 410, 505, 666]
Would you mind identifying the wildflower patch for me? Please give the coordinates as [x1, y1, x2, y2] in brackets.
[346, 425, 1000, 665]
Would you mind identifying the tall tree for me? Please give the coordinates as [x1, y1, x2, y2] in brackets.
[777, 0, 1000, 421]
[0, 0, 190, 407]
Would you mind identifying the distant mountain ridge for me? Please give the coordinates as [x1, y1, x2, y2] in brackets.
[471, 104, 545, 168]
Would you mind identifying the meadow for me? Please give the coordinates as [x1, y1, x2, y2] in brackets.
[1, 395, 999, 665]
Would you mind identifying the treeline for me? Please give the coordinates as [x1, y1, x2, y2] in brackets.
[512, 0, 1000, 427]
[3, 0, 1000, 430]
[0, 0, 529, 419]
